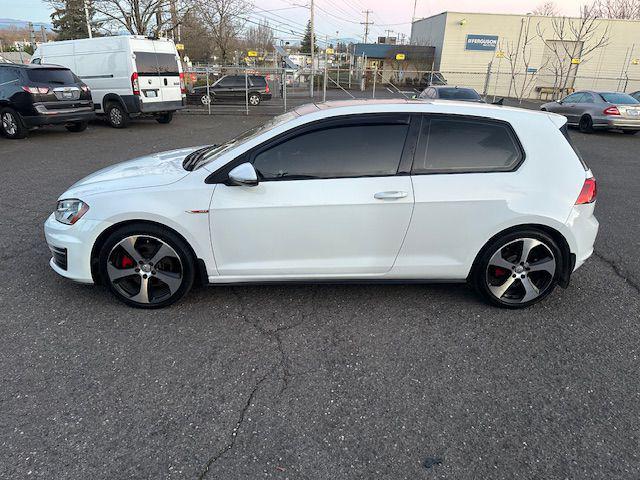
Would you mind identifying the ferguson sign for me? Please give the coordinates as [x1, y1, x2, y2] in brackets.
[465, 34, 499, 51]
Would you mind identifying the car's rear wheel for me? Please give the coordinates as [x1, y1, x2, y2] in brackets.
[200, 94, 211, 105]
[98, 224, 195, 308]
[156, 112, 173, 124]
[105, 102, 129, 128]
[0, 107, 27, 139]
[579, 115, 594, 133]
[249, 93, 261, 106]
[472, 230, 561, 308]
[65, 121, 88, 132]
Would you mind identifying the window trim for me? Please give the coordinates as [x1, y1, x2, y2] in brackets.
[205, 113, 420, 184]
[410, 113, 526, 176]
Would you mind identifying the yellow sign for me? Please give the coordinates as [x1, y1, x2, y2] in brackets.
[496, 51, 505, 58]
[326, 48, 334, 54]
[175, 43, 184, 51]
[632, 58, 640, 65]
[247, 50, 258, 57]
[395, 53, 406, 60]
[571, 58, 581, 64]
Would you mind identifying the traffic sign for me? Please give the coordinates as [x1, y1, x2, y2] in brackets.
[248, 50, 258, 57]
[395, 53, 406, 60]
[571, 58, 581, 64]
[175, 43, 184, 51]
[326, 48, 334, 54]
[496, 51, 505, 58]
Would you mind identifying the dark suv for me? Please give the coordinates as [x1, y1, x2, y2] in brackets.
[0, 63, 95, 139]
[188, 75, 272, 106]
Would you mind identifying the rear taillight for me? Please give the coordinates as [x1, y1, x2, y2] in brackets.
[575, 177, 597, 204]
[22, 86, 50, 94]
[179, 72, 186, 94]
[603, 106, 620, 115]
[131, 72, 140, 96]
[264, 82, 270, 93]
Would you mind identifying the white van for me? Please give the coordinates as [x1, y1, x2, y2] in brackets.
[32, 36, 185, 128]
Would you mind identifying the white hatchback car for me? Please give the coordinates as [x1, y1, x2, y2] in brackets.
[44, 100, 598, 309]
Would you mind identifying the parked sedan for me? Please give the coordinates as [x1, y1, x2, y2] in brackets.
[418, 86, 484, 102]
[541, 90, 640, 134]
[44, 100, 598, 309]
[0, 63, 95, 139]
[187, 74, 272, 106]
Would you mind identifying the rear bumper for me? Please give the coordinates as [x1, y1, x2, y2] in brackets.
[23, 107, 96, 127]
[123, 94, 185, 114]
[261, 93, 272, 100]
[565, 203, 599, 271]
[595, 117, 640, 130]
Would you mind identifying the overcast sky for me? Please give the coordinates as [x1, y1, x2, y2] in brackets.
[3, 0, 588, 42]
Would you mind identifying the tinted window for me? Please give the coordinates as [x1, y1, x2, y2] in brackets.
[135, 51, 158, 76]
[253, 123, 409, 180]
[413, 117, 522, 174]
[249, 76, 266, 86]
[599, 92, 639, 104]
[581, 93, 595, 103]
[632, 92, 640, 101]
[562, 93, 583, 103]
[436, 88, 481, 100]
[217, 76, 245, 87]
[156, 53, 179, 76]
[26, 68, 77, 84]
[0, 67, 16, 83]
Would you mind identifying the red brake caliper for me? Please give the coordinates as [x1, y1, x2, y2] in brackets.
[120, 255, 134, 269]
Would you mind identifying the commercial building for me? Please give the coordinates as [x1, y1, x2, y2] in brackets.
[350, 43, 435, 84]
[410, 11, 640, 98]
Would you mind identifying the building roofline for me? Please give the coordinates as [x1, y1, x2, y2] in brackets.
[413, 10, 640, 24]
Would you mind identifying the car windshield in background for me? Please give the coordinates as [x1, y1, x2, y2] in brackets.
[26, 68, 76, 84]
[599, 93, 639, 104]
[134, 51, 180, 76]
[437, 88, 481, 100]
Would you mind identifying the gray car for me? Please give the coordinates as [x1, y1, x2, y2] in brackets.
[541, 90, 640, 134]
[418, 86, 485, 102]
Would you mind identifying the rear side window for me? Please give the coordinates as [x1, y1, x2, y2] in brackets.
[253, 123, 409, 180]
[413, 117, 523, 174]
[26, 68, 77, 84]
[250, 76, 266, 87]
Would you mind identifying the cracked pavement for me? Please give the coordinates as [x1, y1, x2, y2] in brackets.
[1, 111, 639, 479]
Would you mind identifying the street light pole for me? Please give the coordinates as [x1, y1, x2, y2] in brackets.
[310, 0, 315, 98]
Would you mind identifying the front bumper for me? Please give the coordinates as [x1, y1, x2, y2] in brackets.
[44, 213, 111, 284]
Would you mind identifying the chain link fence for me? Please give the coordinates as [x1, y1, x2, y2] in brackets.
[181, 63, 640, 116]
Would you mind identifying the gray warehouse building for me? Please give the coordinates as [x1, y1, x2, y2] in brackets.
[410, 11, 640, 99]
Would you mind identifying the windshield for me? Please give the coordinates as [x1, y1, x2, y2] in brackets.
[599, 93, 639, 104]
[437, 88, 481, 100]
[184, 110, 299, 170]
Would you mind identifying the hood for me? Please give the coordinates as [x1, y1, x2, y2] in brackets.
[61, 146, 202, 199]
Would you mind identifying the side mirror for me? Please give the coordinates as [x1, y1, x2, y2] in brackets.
[228, 162, 258, 186]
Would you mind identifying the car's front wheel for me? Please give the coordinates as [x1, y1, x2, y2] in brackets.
[0, 107, 27, 139]
[98, 224, 195, 308]
[472, 230, 561, 308]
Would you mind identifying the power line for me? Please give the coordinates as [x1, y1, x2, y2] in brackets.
[360, 10, 373, 43]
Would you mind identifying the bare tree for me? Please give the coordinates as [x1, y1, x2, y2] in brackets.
[196, 0, 249, 64]
[244, 19, 274, 53]
[536, 5, 610, 98]
[93, 0, 190, 36]
[502, 18, 550, 102]
[591, 0, 640, 19]
[532, 1, 560, 16]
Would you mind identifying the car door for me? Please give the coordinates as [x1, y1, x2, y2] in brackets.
[211, 76, 235, 101]
[397, 114, 525, 279]
[209, 114, 418, 277]
[556, 92, 584, 123]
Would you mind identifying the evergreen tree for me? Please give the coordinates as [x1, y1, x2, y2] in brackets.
[300, 20, 316, 54]
[50, 0, 92, 40]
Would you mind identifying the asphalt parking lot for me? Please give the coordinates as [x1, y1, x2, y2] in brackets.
[1, 109, 639, 479]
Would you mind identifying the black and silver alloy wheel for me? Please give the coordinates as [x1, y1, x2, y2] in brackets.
[99, 225, 195, 308]
[473, 230, 561, 308]
[486, 238, 556, 304]
[200, 94, 211, 105]
[0, 108, 27, 139]
[249, 93, 261, 106]
[2, 111, 17, 136]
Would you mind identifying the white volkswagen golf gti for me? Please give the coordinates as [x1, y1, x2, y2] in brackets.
[44, 99, 598, 309]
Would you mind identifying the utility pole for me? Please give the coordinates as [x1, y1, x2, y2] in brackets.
[83, 0, 93, 38]
[412, 0, 418, 22]
[310, 0, 315, 97]
[385, 29, 394, 39]
[28, 22, 36, 49]
[40, 25, 48, 43]
[361, 10, 373, 44]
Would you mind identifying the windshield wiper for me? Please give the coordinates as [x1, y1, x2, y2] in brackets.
[182, 145, 218, 171]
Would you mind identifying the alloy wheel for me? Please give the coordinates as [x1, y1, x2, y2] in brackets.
[110, 107, 123, 125]
[107, 235, 183, 305]
[485, 238, 556, 304]
[200, 95, 211, 105]
[2, 112, 17, 136]
[249, 95, 260, 106]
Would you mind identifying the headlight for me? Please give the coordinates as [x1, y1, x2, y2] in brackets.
[55, 199, 89, 225]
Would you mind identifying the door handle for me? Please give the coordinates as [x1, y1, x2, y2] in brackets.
[374, 191, 408, 200]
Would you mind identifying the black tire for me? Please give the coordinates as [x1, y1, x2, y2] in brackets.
[65, 121, 88, 132]
[623, 130, 638, 135]
[156, 111, 174, 124]
[105, 101, 130, 128]
[471, 229, 563, 309]
[578, 115, 594, 133]
[98, 223, 195, 309]
[0, 107, 28, 139]
[248, 93, 261, 106]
